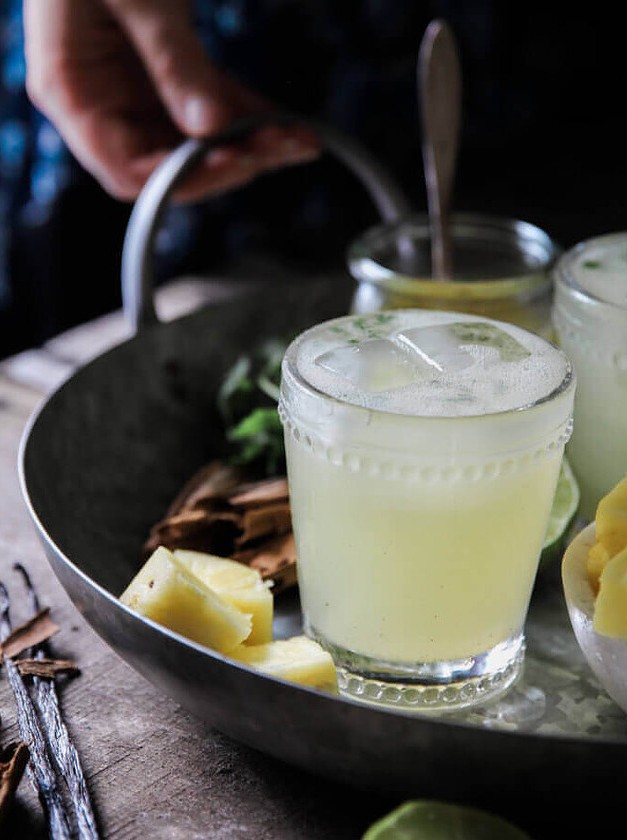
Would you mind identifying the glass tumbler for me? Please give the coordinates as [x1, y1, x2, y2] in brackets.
[279, 310, 574, 712]
[552, 232, 627, 521]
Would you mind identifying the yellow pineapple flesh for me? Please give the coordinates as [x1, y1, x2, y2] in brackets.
[594, 475, 627, 558]
[593, 546, 627, 638]
[120, 546, 251, 653]
[231, 635, 338, 692]
[587, 541, 611, 594]
[174, 549, 273, 644]
[120, 550, 338, 693]
[586, 475, 627, 636]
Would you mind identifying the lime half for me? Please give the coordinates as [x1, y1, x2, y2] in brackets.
[362, 800, 532, 840]
[540, 456, 580, 568]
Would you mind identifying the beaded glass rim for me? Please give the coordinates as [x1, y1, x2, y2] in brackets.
[280, 405, 573, 478]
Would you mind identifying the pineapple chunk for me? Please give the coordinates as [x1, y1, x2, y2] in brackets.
[587, 475, 627, 591]
[231, 636, 338, 693]
[593, 546, 627, 638]
[174, 550, 273, 645]
[587, 541, 611, 594]
[120, 546, 251, 653]
[595, 475, 627, 557]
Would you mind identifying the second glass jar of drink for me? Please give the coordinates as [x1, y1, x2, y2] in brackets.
[348, 213, 561, 339]
[552, 232, 627, 521]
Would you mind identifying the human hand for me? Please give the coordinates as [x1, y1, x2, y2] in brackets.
[23, 0, 320, 201]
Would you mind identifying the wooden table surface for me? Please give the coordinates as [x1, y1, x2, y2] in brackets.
[0, 278, 397, 840]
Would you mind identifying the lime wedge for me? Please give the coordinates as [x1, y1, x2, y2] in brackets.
[362, 800, 532, 840]
[539, 456, 580, 569]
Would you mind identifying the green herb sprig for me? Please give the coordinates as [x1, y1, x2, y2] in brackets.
[217, 338, 288, 477]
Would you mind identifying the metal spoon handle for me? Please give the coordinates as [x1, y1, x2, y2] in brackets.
[418, 19, 462, 280]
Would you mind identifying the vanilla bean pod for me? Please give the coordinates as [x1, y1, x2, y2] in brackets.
[14, 564, 100, 840]
[0, 582, 73, 840]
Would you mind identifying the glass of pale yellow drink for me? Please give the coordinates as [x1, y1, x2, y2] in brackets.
[348, 214, 560, 340]
[552, 232, 627, 522]
[279, 310, 574, 711]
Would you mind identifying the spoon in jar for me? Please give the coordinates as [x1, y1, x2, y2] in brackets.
[418, 19, 462, 280]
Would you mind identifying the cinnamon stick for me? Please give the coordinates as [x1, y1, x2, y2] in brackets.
[0, 608, 59, 658]
[143, 463, 297, 591]
[17, 657, 79, 679]
[0, 741, 29, 826]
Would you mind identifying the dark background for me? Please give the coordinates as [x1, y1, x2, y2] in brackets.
[2, 3, 626, 358]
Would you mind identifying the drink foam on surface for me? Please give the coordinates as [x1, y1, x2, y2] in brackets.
[294, 311, 570, 417]
[569, 236, 627, 308]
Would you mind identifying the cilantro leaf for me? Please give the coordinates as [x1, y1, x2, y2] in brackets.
[217, 337, 289, 476]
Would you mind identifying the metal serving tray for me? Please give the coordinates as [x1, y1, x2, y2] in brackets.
[19, 116, 627, 839]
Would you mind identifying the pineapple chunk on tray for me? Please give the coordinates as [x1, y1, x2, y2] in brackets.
[120, 546, 337, 693]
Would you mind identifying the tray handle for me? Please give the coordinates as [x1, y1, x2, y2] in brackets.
[121, 112, 413, 333]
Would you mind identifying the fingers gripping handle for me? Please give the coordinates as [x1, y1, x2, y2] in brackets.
[121, 113, 412, 332]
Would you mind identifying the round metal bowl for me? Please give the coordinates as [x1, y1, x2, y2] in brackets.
[18, 114, 627, 839]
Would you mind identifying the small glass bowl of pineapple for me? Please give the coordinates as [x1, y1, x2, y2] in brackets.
[562, 476, 627, 714]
